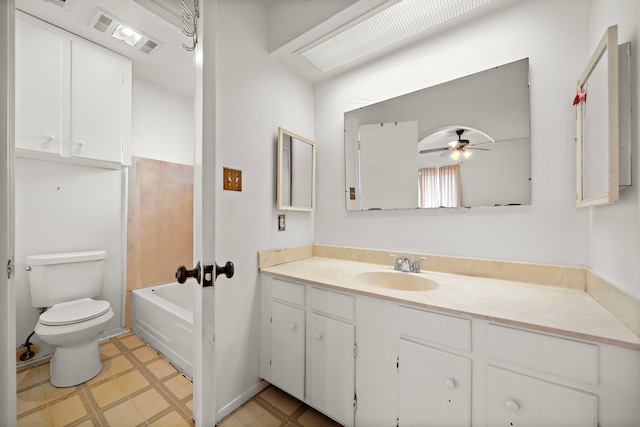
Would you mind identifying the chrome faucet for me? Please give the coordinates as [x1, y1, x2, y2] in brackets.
[389, 254, 428, 273]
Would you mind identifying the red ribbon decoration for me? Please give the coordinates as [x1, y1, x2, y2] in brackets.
[573, 88, 587, 105]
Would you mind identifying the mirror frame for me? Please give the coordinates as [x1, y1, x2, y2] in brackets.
[576, 25, 619, 208]
[277, 127, 316, 211]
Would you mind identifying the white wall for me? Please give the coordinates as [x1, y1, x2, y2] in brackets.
[588, 0, 640, 299]
[215, 0, 315, 416]
[132, 77, 194, 165]
[14, 159, 125, 354]
[314, 0, 592, 266]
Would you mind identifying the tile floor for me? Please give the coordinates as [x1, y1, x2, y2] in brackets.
[17, 333, 194, 426]
[16, 332, 340, 427]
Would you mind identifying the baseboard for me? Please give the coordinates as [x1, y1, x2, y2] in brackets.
[216, 379, 270, 422]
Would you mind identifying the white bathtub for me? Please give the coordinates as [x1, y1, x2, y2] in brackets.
[131, 281, 194, 378]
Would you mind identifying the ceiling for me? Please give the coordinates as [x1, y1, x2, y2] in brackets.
[14, 0, 513, 97]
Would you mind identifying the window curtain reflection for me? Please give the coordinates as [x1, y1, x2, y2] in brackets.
[419, 165, 462, 208]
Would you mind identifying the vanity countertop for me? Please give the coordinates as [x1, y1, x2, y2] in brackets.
[261, 256, 640, 350]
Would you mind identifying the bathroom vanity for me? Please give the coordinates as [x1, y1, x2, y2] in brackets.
[259, 255, 640, 427]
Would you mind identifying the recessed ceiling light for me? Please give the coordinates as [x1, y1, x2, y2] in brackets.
[300, 0, 492, 73]
[112, 24, 144, 47]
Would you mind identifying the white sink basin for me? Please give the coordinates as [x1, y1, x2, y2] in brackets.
[355, 271, 439, 292]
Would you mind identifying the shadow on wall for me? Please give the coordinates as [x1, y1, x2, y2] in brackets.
[126, 156, 194, 327]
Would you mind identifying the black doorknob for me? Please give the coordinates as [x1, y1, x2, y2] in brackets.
[175, 261, 201, 284]
[215, 261, 234, 279]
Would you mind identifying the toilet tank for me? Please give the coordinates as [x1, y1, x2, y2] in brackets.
[25, 250, 107, 308]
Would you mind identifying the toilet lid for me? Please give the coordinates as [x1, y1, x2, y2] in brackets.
[40, 298, 111, 326]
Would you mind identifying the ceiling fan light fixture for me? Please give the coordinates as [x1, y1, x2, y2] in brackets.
[450, 150, 461, 161]
[300, 0, 493, 73]
[462, 150, 472, 159]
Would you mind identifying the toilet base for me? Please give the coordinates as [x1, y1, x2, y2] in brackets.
[49, 338, 103, 387]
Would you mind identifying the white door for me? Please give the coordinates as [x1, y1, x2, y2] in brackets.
[191, 2, 219, 425]
[0, 0, 16, 423]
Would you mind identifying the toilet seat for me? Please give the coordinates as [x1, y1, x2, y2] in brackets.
[40, 298, 111, 326]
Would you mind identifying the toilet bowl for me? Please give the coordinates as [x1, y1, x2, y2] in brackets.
[25, 251, 112, 387]
[35, 298, 114, 387]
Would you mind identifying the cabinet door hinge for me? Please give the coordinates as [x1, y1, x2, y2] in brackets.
[353, 343, 358, 358]
[353, 393, 357, 412]
[396, 356, 399, 372]
[7, 259, 12, 279]
[396, 417, 399, 427]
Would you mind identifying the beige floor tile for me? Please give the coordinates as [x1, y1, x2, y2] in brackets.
[42, 381, 76, 402]
[185, 399, 193, 411]
[149, 410, 188, 426]
[250, 410, 282, 427]
[36, 364, 51, 382]
[103, 400, 146, 427]
[99, 342, 120, 359]
[105, 354, 135, 376]
[132, 345, 160, 364]
[272, 393, 301, 416]
[296, 408, 330, 427]
[17, 369, 43, 390]
[147, 358, 177, 380]
[48, 395, 88, 427]
[17, 384, 47, 415]
[164, 374, 193, 400]
[218, 414, 246, 427]
[131, 388, 171, 419]
[235, 401, 267, 426]
[73, 419, 98, 427]
[119, 334, 145, 349]
[115, 369, 150, 395]
[259, 387, 286, 406]
[90, 380, 127, 408]
[17, 407, 52, 427]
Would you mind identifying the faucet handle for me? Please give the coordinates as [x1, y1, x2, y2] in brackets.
[388, 253, 403, 271]
[411, 257, 428, 273]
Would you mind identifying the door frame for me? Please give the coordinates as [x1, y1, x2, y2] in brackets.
[0, 0, 16, 423]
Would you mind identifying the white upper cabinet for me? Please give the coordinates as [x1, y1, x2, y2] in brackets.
[15, 16, 66, 156]
[15, 12, 132, 168]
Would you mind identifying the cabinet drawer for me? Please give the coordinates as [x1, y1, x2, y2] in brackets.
[488, 324, 598, 385]
[488, 366, 597, 427]
[311, 287, 355, 321]
[398, 306, 471, 352]
[272, 278, 305, 307]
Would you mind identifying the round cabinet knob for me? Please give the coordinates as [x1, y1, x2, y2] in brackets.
[314, 332, 323, 340]
[288, 323, 297, 331]
[75, 140, 86, 146]
[505, 399, 520, 413]
[444, 379, 457, 390]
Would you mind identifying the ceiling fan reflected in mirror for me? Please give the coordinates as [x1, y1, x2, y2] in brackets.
[419, 128, 492, 160]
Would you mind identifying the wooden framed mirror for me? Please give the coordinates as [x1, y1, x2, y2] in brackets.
[277, 127, 316, 211]
[576, 25, 619, 207]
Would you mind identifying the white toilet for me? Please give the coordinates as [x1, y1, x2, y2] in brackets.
[25, 250, 114, 387]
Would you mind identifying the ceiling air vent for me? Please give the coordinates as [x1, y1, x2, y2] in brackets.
[93, 14, 114, 33]
[139, 40, 158, 54]
[89, 11, 161, 54]
[45, 0, 74, 11]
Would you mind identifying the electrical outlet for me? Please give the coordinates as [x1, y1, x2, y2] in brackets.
[278, 214, 285, 231]
[223, 167, 242, 191]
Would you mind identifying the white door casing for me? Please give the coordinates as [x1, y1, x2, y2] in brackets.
[0, 0, 16, 423]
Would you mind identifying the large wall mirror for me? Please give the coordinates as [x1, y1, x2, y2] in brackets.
[344, 58, 531, 211]
[277, 127, 316, 211]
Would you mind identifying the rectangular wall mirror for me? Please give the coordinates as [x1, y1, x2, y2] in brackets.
[575, 25, 630, 208]
[344, 58, 531, 211]
[277, 127, 316, 211]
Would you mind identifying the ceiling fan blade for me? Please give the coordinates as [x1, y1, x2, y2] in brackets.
[419, 147, 448, 154]
[467, 147, 491, 151]
[440, 150, 453, 157]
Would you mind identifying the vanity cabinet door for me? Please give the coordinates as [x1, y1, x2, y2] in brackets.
[271, 301, 305, 401]
[398, 339, 471, 427]
[309, 313, 355, 427]
[487, 366, 597, 427]
[15, 16, 66, 155]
